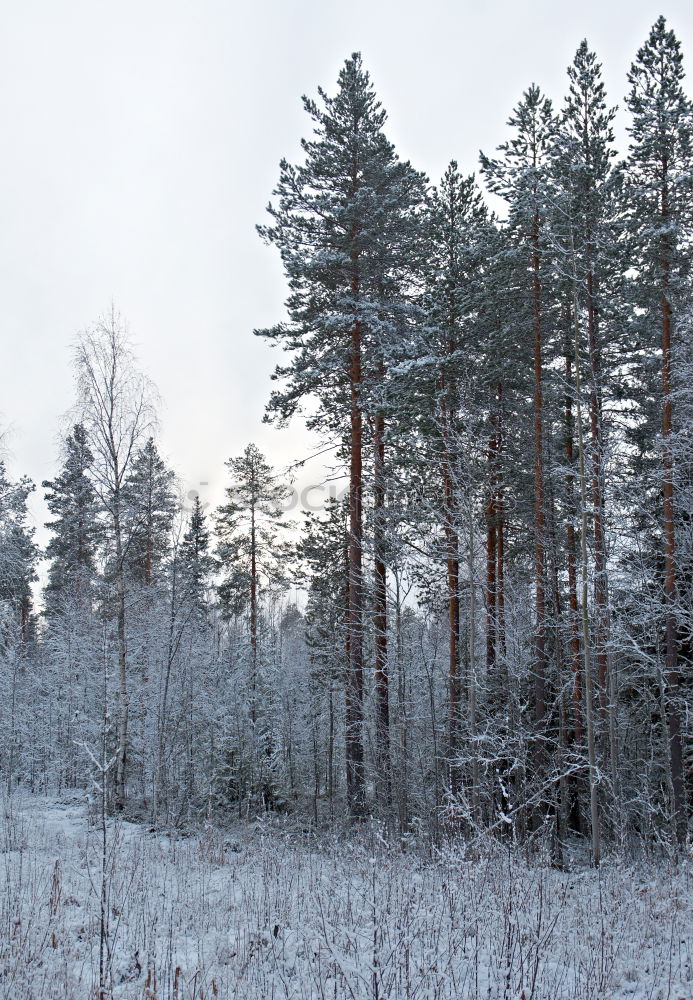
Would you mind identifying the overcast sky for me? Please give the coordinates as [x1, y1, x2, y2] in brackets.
[1, 0, 692, 548]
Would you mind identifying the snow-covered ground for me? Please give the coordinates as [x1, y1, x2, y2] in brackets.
[1, 793, 691, 999]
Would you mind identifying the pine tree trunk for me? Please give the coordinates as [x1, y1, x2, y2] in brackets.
[439, 336, 461, 795]
[442, 440, 461, 794]
[548, 499, 569, 851]
[467, 509, 480, 826]
[346, 304, 365, 818]
[373, 405, 391, 811]
[660, 160, 685, 844]
[585, 261, 623, 837]
[395, 572, 409, 834]
[486, 384, 504, 673]
[485, 427, 497, 672]
[584, 268, 610, 721]
[571, 281, 601, 866]
[344, 517, 350, 671]
[495, 383, 506, 670]
[564, 347, 583, 746]
[532, 214, 547, 724]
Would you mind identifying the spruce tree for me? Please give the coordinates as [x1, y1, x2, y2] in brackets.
[122, 437, 176, 587]
[43, 424, 99, 616]
[0, 462, 37, 643]
[180, 496, 214, 619]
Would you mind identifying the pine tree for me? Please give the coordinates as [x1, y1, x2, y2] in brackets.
[256, 53, 427, 817]
[481, 85, 556, 726]
[549, 41, 625, 860]
[556, 42, 619, 725]
[216, 443, 289, 725]
[424, 163, 491, 791]
[624, 16, 693, 845]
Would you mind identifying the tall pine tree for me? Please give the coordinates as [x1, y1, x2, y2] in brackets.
[624, 16, 693, 844]
[256, 53, 427, 816]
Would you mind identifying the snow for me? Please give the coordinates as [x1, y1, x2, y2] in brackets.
[1, 792, 691, 999]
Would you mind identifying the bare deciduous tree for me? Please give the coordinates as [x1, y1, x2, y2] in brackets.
[74, 307, 157, 810]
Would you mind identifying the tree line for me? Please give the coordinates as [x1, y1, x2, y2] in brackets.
[0, 17, 691, 863]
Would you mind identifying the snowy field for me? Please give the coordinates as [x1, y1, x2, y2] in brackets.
[1, 794, 691, 1000]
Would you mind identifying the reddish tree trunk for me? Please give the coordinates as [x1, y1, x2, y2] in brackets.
[373, 405, 391, 808]
[565, 348, 583, 744]
[585, 268, 609, 721]
[441, 375, 461, 792]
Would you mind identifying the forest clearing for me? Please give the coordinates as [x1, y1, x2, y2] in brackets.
[1, 793, 691, 999]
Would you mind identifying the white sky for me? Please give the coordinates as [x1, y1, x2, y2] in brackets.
[1, 0, 692, 551]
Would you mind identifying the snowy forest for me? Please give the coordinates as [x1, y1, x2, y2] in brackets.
[1, 16, 693, 999]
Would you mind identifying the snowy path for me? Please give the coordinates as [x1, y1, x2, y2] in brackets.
[1, 793, 691, 999]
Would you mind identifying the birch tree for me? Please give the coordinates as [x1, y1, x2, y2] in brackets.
[74, 308, 156, 810]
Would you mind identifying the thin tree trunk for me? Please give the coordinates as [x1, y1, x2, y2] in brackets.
[373, 405, 391, 811]
[485, 425, 497, 671]
[532, 212, 547, 724]
[395, 572, 408, 833]
[250, 502, 258, 728]
[443, 441, 461, 793]
[571, 277, 601, 867]
[346, 298, 365, 818]
[467, 512, 480, 827]
[660, 158, 685, 844]
[585, 268, 609, 722]
[585, 264, 623, 837]
[328, 683, 335, 823]
[547, 469, 569, 852]
[440, 353, 461, 794]
[145, 450, 154, 586]
[145, 532, 153, 587]
[496, 383, 506, 671]
[564, 345, 583, 745]
[113, 486, 129, 812]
